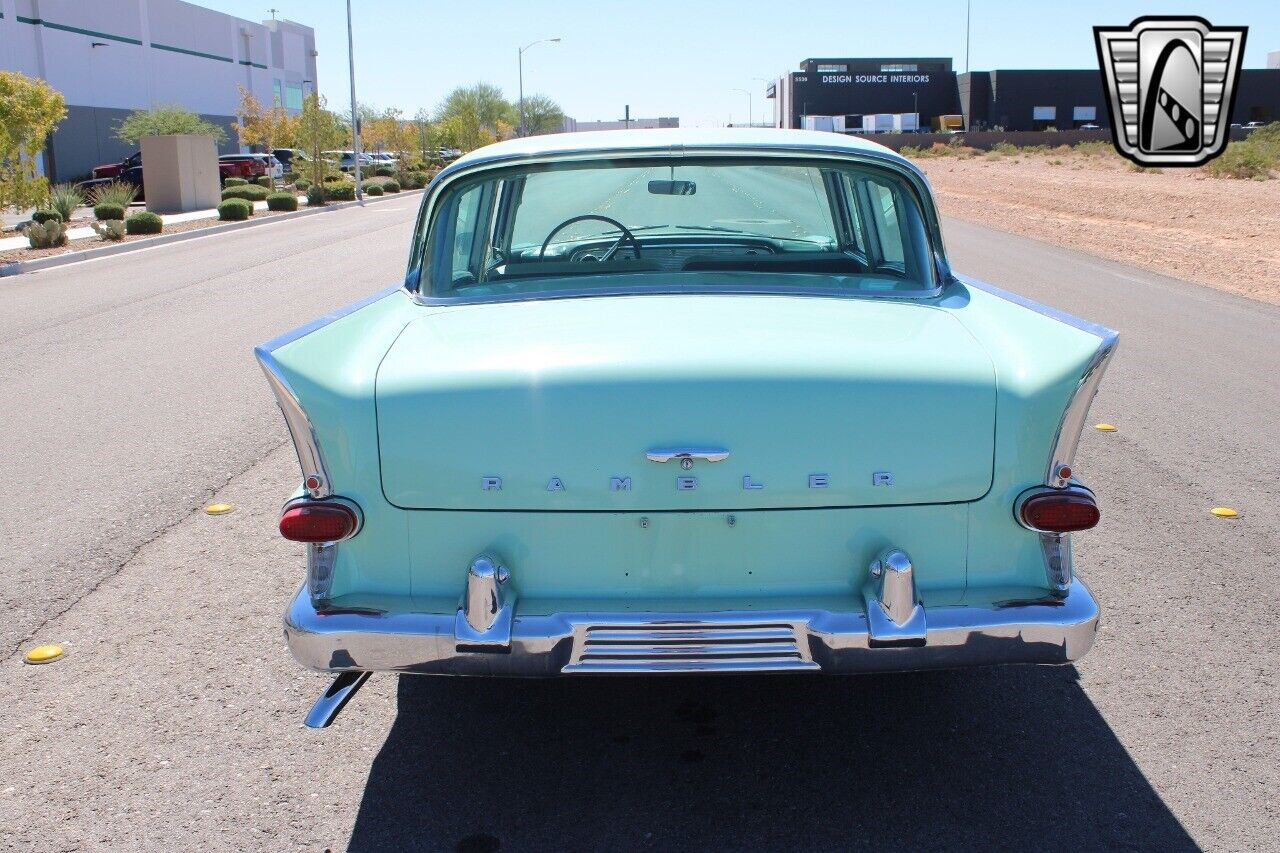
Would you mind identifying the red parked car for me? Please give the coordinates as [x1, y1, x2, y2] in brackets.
[91, 151, 259, 185]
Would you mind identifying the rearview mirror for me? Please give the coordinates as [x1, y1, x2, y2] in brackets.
[648, 180, 696, 196]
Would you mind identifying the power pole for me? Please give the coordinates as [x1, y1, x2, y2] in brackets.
[965, 0, 972, 73]
[345, 0, 362, 200]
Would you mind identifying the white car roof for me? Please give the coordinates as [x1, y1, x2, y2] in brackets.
[450, 128, 907, 170]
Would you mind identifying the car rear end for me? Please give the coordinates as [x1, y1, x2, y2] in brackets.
[257, 132, 1114, 705]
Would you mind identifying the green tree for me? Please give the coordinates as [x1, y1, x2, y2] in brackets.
[435, 83, 517, 149]
[520, 94, 566, 136]
[115, 104, 228, 146]
[293, 93, 347, 186]
[236, 86, 297, 151]
[0, 71, 67, 213]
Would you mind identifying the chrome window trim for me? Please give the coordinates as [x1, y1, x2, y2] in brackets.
[960, 275, 1120, 488]
[413, 280, 947, 307]
[408, 146, 952, 303]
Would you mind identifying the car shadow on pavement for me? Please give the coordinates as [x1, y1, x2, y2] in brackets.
[347, 666, 1196, 853]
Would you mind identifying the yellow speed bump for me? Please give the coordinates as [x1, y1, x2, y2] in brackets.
[205, 503, 235, 515]
[1095, 423, 1117, 432]
[24, 644, 64, 665]
[1210, 507, 1239, 518]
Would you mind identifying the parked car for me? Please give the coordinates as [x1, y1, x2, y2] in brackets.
[219, 153, 277, 181]
[272, 148, 311, 172]
[258, 129, 1117, 728]
[369, 151, 399, 169]
[1078, 123, 1102, 130]
[322, 150, 377, 172]
[86, 150, 252, 199]
[1243, 121, 1266, 130]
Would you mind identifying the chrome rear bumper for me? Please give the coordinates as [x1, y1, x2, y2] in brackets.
[283, 580, 1100, 676]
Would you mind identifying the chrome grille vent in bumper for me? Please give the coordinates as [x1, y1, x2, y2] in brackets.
[563, 620, 817, 674]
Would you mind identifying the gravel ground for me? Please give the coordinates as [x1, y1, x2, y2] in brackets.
[917, 150, 1280, 305]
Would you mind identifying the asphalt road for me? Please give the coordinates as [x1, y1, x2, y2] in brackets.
[1, 199, 1277, 851]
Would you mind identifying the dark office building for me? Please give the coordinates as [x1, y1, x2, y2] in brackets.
[769, 56, 1280, 131]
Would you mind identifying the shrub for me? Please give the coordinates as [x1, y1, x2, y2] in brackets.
[31, 209, 63, 225]
[94, 202, 127, 221]
[221, 184, 269, 202]
[92, 219, 126, 241]
[49, 183, 85, 223]
[217, 198, 253, 220]
[24, 220, 68, 248]
[295, 178, 311, 191]
[223, 177, 248, 187]
[374, 166, 395, 177]
[255, 175, 273, 188]
[266, 191, 299, 211]
[323, 181, 355, 201]
[124, 211, 163, 234]
[282, 170, 298, 184]
[990, 141, 1018, 155]
[1206, 143, 1272, 179]
[364, 182, 384, 196]
[90, 181, 138, 209]
[401, 170, 430, 189]
[382, 179, 400, 193]
[1074, 140, 1114, 157]
[306, 185, 326, 206]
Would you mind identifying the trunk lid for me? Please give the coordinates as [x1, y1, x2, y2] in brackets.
[376, 295, 995, 510]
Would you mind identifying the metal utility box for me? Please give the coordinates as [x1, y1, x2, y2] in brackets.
[140, 134, 221, 214]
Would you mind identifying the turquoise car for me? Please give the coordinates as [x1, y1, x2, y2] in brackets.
[256, 129, 1117, 728]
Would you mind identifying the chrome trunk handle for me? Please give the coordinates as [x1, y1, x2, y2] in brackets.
[645, 447, 730, 464]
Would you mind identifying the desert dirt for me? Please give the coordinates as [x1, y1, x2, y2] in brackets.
[916, 150, 1280, 305]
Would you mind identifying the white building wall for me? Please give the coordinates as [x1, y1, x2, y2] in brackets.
[0, 0, 315, 178]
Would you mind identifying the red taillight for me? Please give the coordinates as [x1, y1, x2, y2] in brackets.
[279, 502, 358, 542]
[1019, 491, 1100, 533]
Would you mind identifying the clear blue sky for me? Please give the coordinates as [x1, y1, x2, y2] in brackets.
[203, 0, 1279, 126]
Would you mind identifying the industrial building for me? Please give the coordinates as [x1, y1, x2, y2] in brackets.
[769, 56, 1280, 132]
[0, 0, 317, 181]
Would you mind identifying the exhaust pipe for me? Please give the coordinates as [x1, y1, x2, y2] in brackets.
[304, 671, 370, 729]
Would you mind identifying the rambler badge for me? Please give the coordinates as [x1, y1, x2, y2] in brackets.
[1094, 16, 1247, 167]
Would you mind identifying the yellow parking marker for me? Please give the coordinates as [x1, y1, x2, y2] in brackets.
[205, 502, 235, 515]
[1095, 423, 1117, 432]
[1210, 507, 1239, 518]
[24, 644, 64, 665]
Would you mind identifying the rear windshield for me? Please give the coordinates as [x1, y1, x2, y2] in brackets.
[419, 157, 937, 300]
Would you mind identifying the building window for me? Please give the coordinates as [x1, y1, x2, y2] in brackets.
[815, 64, 847, 73]
[273, 80, 283, 108]
[1073, 106, 1096, 120]
[1032, 106, 1057, 130]
[880, 63, 918, 72]
[285, 82, 304, 111]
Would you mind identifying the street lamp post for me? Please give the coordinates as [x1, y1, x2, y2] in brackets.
[913, 91, 919, 131]
[345, 0, 362, 200]
[518, 37, 561, 136]
[731, 88, 752, 127]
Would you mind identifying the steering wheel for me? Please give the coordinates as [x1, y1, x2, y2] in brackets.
[539, 214, 642, 261]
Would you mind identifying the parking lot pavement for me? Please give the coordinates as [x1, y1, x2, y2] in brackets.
[0, 209, 1276, 850]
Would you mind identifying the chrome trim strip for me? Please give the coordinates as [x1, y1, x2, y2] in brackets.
[412, 145, 950, 303]
[1044, 333, 1120, 487]
[283, 580, 1100, 675]
[257, 285, 403, 354]
[255, 349, 331, 499]
[959, 275, 1120, 488]
[645, 447, 730, 464]
[414, 281, 948, 307]
[958, 275, 1116, 340]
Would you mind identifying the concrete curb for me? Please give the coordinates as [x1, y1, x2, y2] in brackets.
[0, 188, 425, 279]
